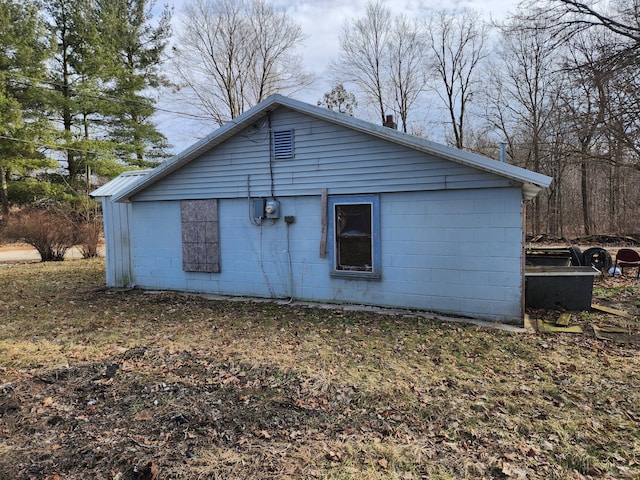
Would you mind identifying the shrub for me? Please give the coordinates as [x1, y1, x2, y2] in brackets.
[3, 208, 79, 261]
[76, 215, 102, 259]
[68, 198, 103, 259]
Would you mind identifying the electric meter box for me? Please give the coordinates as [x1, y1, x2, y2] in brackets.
[252, 198, 280, 219]
[252, 199, 265, 219]
[265, 199, 280, 219]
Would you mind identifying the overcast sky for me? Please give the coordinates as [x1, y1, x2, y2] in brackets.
[156, 0, 523, 153]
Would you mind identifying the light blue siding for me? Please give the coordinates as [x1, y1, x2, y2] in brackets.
[132, 108, 513, 202]
[129, 187, 524, 322]
[101, 198, 134, 287]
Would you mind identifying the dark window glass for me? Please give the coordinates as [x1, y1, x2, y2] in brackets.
[335, 203, 372, 271]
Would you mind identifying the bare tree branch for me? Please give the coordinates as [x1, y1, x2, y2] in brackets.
[172, 0, 312, 125]
[386, 15, 427, 133]
[426, 9, 489, 149]
[331, 0, 392, 125]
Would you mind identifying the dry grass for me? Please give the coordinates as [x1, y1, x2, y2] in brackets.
[0, 259, 639, 479]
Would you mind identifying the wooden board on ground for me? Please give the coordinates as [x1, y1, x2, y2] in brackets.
[537, 319, 583, 333]
[556, 313, 571, 326]
[591, 304, 632, 318]
[593, 325, 640, 344]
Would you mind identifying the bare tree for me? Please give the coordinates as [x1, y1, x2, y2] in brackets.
[485, 9, 564, 233]
[386, 14, 427, 133]
[332, 0, 392, 125]
[426, 9, 489, 149]
[606, 65, 640, 163]
[534, 0, 640, 68]
[503, 0, 640, 235]
[331, 1, 428, 132]
[172, 0, 312, 125]
[559, 30, 613, 235]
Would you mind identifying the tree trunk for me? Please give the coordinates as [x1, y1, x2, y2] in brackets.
[131, 112, 144, 163]
[609, 162, 616, 232]
[558, 186, 564, 238]
[0, 163, 9, 217]
[581, 161, 590, 235]
[63, 45, 77, 179]
[532, 134, 541, 233]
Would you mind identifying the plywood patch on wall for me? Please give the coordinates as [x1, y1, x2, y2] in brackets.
[181, 199, 220, 272]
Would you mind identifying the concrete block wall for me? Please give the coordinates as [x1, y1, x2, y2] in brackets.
[129, 186, 523, 322]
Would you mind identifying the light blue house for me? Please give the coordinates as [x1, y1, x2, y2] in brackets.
[93, 94, 552, 324]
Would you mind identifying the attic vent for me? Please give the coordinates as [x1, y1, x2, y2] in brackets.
[273, 129, 294, 159]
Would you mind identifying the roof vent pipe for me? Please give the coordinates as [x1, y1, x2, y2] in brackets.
[383, 114, 397, 130]
[499, 142, 507, 163]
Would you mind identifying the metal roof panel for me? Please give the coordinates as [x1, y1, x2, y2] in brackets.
[90, 169, 152, 198]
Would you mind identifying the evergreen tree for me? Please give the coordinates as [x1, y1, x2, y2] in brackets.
[45, 0, 100, 182]
[43, 0, 172, 187]
[97, 0, 173, 166]
[0, 0, 55, 215]
[318, 84, 358, 116]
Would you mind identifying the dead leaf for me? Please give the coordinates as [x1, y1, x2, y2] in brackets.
[135, 411, 153, 421]
[501, 461, 516, 476]
[378, 458, 388, 469]
[325, 450, 343, 462]
[501, 461, 528, 478]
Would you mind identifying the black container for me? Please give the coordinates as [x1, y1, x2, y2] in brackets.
[525, 266, 600, 310]
[525, 247, 572, 267]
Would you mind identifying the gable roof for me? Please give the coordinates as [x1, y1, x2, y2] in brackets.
[112, 94, 552, 203]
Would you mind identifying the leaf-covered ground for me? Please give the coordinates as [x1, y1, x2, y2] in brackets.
[0, 259, 639, 479]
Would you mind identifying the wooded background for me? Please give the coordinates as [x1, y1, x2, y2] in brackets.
[1, 0, 638, 238]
